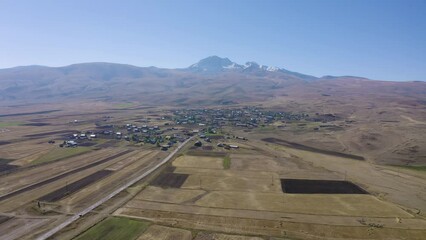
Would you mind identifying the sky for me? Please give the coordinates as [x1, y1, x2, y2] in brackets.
[0, 0, 425, 81]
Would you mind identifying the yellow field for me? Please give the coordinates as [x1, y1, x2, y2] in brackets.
[195, 191, 412, 217]
[172, 155, 223, 169]
[181, 173, 281, 192]
[116, 148, 426, 239]
[135, 186, 206, 204]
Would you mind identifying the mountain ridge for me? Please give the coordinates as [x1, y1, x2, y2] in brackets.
[0, 56, 424, 106]
[186, 56, 318, 81]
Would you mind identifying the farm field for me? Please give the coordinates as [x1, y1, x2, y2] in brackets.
[0, 104, 187, 239]
[114, 135, 426, 239]
[136, 225, 192, 240]
[74, 216, 150, 240]
[0, 103, 425, 240]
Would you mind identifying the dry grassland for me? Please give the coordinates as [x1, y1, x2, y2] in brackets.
[195, 191, 411, 217]
[135, 186, 206, 204]
[136, 224, 192, 240]
[173, 155, 224, 169]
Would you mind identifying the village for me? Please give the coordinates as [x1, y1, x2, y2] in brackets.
[59, 107, 340, 151]
[0, 103, 425, 240]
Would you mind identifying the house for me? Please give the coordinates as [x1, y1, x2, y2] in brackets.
[116, 132, 122, 139]
[65, 140, 78, 147]
[160, 144, 170, 151]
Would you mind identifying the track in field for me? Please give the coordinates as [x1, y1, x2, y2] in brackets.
[0, 150, 133, 202]
[39, 170, 113, 202]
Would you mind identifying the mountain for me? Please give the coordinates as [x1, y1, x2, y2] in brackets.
[186, 56, 317, 81]
[188, 56, 237, 72]
[0, 56, 424, 108]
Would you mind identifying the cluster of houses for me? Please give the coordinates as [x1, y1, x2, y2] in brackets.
[171, 107, 319, 129]
[60, 122, 188, 150]
[57, 107, 338, 150]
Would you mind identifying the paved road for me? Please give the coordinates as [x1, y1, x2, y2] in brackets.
[36, 137, 194, 240]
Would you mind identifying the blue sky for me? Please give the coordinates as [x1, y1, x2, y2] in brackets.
[0, 0, 425, 81]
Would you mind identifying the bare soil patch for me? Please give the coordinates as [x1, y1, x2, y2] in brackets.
[78, 141, 97, 147]
[23, 123, 51, 126]
[262, 137, 364, 160]
[0, 215, 10, 225]
[95, 140, 117, 148]
[186, 151, 227, 157]
[151, 173, 189, 188]
[0, 110, 61, 118]
[281, 179, 368, 194]
[0, 164, 18, 173]
[24, 130, 78, 138]
[0, 141, 12, 146]
[39, 170, 113, 202]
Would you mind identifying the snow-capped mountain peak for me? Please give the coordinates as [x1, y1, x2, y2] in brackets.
[243, 61, 260, 69]
[186, 56, 317, 80]
[266, 66, 280, 72]
[188, 56, 241, 72]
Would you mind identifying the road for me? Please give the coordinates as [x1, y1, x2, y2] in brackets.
[0, 150, 133, 202]
[36, 136, 194, 240]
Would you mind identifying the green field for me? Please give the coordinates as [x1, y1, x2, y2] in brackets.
[398, 165, 426, 172]
[0, 121, 22, 127]
[31, 147, 92, 165]
[223, 156, 231, 169]
[75, 217, 150, 240]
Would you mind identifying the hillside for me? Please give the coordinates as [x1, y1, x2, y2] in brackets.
[0, 56, 321, 104]
[1, 56, 423, 105]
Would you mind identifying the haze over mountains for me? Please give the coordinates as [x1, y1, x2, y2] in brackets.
[0, 56, 424, 107]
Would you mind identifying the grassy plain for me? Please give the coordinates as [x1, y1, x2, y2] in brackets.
[0, 121, 22, 128]
[223, 156, 231, 169]
[31, 147, 92, 165]
[75, 216, 149, 240]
